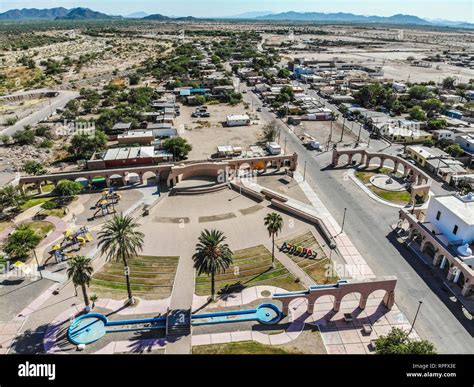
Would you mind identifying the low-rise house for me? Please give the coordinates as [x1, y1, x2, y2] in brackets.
[406, 145, 449, 167]
[110, 122, 132, 135]
[455, 134, 474, 154]
[117, 131, 154, 146]
[88, 146, 173, 169]
[392, 82, 407, 92]
[425, 157, 466, 181]
[432, 129, 456, 142]
[330, 95, 355, 104]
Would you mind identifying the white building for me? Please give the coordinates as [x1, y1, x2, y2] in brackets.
[392, 82, 407, 92]
[455, 134, 474, 154]
[432, 129, 455, 142]
[226, 114, 251, 127]
[426, 193, 474, 247]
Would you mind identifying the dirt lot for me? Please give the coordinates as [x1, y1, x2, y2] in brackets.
[176, 102, 265, 160]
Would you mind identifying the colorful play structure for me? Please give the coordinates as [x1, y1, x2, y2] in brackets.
[47, 226, 93, 264]
[67, 303, 282, 345]
[92, 189, 121, 218]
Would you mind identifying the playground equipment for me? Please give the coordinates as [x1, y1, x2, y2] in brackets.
[67, 303, 282, 346]
[47, 226, 93, 264]
[92, 189, 121, 218]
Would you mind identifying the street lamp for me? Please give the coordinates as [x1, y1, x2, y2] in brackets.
[340, 208, 347, 234]
[408, 301, 423, 335]
[33, 249, 43, 280]
[303, 160, 307, 181]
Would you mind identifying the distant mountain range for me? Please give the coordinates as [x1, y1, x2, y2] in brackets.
[0, 7, 472, 28]
[125, 11, 148, 19]
[253, 11, 473, 28]
[227, 11, 275, 19]
[142, 13, 197, 21]
[55, 8, 113, 20]
[0, 7, 69, 20]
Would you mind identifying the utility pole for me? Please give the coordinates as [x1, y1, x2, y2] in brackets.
[329, 116, 334, 143]
[340, 208, 347, 234]
[340, 115, 346, 142]
[357, 123, 362, 143]
[408, 301, 423, 335]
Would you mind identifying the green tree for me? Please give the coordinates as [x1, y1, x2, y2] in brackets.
[408, 85, 431, 100]
[262, 122, 280, 143]
[375, 327, 436, 354]
[98, 214, 144, 305]
[163, 137, 192, 160]
[426, 118, 447, 131]
[4, 224, 41, 260]
[277, 68, 291, 78]
[69, 130, 107, 159]
[55, 180, 82, 198]
[67, 256, 93, 308]
[422, 98, 443, 117]
[445, 144, 464, 157]
[23, 160, 47, 176]
[408, 106, 427, 121]
[192, 229, 233, 301]
[0, 185, 25, 213]
[264, 212, 283, 268]
[442, 76, 456, 90]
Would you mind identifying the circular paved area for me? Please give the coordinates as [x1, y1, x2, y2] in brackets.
[370, 174, 408, 192]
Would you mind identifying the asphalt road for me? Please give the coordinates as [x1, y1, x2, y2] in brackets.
[243, 89, 473, 353]
[1, 89, 79, 137]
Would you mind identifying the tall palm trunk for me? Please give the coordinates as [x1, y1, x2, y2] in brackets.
[81, 283, 90, 307]
[122, 254, 133, 304]
[271, 233, 275, 268]
[211, 268, 215, 301]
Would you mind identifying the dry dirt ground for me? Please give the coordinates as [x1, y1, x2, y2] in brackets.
[176, 102, 265, 160]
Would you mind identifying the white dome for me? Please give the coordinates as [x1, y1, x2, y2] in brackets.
[457, 243, 473, 257]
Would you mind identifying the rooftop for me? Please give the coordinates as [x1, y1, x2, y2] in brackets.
[433, 194, 474, 225]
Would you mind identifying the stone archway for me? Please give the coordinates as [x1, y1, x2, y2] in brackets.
[421, 240, 437, 258]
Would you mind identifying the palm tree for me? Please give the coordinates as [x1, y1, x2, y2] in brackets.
[264, 212, 283, 268]
[67, 256, 93, 308]
[98, 214, 144, 305]
[192, 229, 233, 301]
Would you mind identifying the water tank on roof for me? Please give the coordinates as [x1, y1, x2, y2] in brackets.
[457, 243, 473, 257]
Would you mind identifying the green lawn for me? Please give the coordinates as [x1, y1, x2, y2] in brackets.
[192, 341, 303, 354]
[279, 231, 339, 284]
[355, 168, 411, 205]
[195, 245, 304, 296]
[90, 255, 179, 300]
[20, 197, 53, 211]
[27, 220, 55, 239]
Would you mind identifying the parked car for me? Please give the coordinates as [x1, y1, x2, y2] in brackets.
[192, 111, 210, 118]
[257, 107, 262, 112]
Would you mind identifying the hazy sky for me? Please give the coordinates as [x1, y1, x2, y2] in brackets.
[1, 0, 473, 22]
